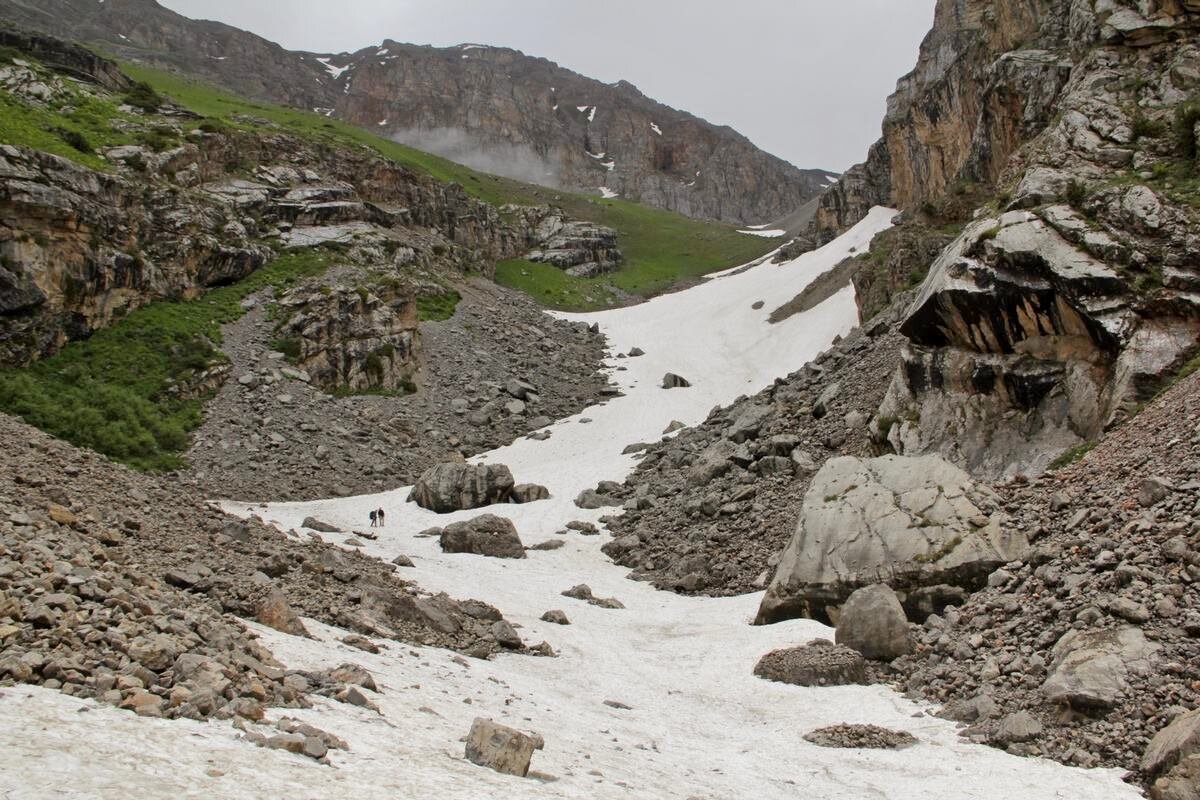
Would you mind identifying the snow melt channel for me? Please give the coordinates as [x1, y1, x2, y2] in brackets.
[0, 207, 1140, 800]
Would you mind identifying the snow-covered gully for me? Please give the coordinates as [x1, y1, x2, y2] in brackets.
[0, 208, 1140, 799]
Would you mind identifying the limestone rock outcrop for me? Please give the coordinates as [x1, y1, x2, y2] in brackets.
[274, 282, 420, 394]
[755, 454, 1029, 625]
[437, 514, 526, 560]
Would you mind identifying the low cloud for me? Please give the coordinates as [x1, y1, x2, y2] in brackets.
[390, 127, 561, 187]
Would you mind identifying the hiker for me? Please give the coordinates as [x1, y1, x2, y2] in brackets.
[376, 507, 386, 527]
[369, 509, 377, 528]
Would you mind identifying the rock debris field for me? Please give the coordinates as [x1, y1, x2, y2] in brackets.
[0, 209, 1142, 799]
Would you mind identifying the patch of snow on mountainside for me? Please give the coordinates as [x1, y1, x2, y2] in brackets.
[314, 57, 349, 80]
[738, 229, 786, 238]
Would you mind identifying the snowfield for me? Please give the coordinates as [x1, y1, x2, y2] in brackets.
[0, 208, 1141, 800]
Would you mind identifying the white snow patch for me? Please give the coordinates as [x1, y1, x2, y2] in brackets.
[576, 105, 589, 113]
[650, 122, 662, 136]
[376, 48, 388, 56]
[743, 223, 773, 230]
[314, 57, 349, 80]
[738, 228, 786, 238]
[0, 208, 1142, 800]
[462, 54, 469, 59]
[586, 151, 607, 160]
[588, 106, 597, 122]
[460, 44, 487, 51]
[378, 120, 388, 127]
[118, 33, 128, 40]
[601, 161, 615, 172]
[599, 186, 619, 199]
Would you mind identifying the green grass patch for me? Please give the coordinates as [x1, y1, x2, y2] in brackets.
[1049, 442, 1096, 470]
[0, 248, 336, 471]
[0, 82, 142, 170]
[416, 290, 461, 321]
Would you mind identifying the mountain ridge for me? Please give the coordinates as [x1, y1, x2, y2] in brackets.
[0, 0, 833, 223]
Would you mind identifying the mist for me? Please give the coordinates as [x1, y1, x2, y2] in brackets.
[391, 127, 562, 188]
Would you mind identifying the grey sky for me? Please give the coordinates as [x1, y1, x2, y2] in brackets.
[158, 0, 934, 172]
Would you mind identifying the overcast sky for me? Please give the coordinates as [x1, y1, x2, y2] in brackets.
[158, 0, 934, 172]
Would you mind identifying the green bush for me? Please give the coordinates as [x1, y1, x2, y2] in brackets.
[52, 126, 93, 153]
[416, 290, 461, 321]
[1049, 442, 1096, 470]
[1175, 96, 1200, 165]
[123, 81, 163, 113]
[1065, 180, 1089, 209]
[1131, 111, 1166, 142]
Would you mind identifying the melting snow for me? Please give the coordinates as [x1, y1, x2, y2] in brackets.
[378, 120, 388, 126]
[460, 44, 487, 51]
[601, 161, 615, 172]
[650, 122, 662, 136]
[599, 187, 619, 199]
[315, 57, 349, 80]
[588, 107, 597, 122]
[0, 209, 1143, 800]
[586, 151, 607, 160]
[738, 228, 787, 238]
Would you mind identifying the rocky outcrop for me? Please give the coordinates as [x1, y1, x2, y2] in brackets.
[1041, 626, 1159, 710]
[873, 198, 1200, 477]
[803, 0, 1200, 476]
[408, 462, 515, 512]
[519, 209, 622, 278]
[0, 0, 831, 223]
[274, 282, 419, 394]
[755, 454, 1030, 626]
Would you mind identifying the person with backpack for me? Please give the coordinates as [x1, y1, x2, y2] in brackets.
[376, 507, 386, 527]
[369, 509, 377, 528]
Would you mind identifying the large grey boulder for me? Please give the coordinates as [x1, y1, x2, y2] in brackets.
[464, 718, 538, 777]
[1042, 626, 1159, 710]
[409, 462, 514, 512]
[834, 584, 912, 661]
[438, 515, 525, 559]
[755, 454, 1029, 625]
[1144, 710, 1200, 781]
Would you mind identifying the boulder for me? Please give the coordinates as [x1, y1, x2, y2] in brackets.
[541, 610, 570, 625]
[753, 640, 867, 687]
[409, 462, 515, 512]
[1042, 626, 1159, 710]
[438, 514, 526, 559]
[1152, 755, 1200, 800]
[464, 718, 538, 777]
[662, 373, 691, 389]
[301, 516, 341, 533]
[1144, 710, 1200, 780]
[510, 483, 550, 504]
[756, 454, 1029, 625]
[835, 584, 912, 661]
[256, 591, 308, 637]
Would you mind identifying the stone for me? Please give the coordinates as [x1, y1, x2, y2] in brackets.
[993, 711, 1043, 744]
[835, 584, 912, 661]
[1140, 477, 1171, 507]
[662, 373, 691, 389]
[510, 483, 550, 504]
[804, 724, 917, 750]
[756, 455, 1029, 625]
[301, 516, 341, 533]
[490, 620, 523, 649]
[753, 640, 867, 687]
[255, 591, 309, 637]
[540, 610, 570, 625]
[438, 514, 525, 559]
[1042, 627, 1159, 710]
[464, 718, 537, 777]
[1144, 710, 1200, 780]
[409, 462, 515, 512]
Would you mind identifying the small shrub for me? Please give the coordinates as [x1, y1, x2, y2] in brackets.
[196, 118, 227, 134]
[1064, 180, 1089, 209]
[1131, 111, 1166, 142]
[123, 81, 163, 113]
[979, 225, 1000, 241]
[1174, 96, 1200, 163]
[51, 126, 93, 154]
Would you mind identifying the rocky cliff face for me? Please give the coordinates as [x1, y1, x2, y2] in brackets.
[0, 36, 559, 366]
[0, 0, 832, 224]
[809, 0, 1200, 476]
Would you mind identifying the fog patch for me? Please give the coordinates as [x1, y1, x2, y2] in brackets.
[390, 127, 561, 187]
